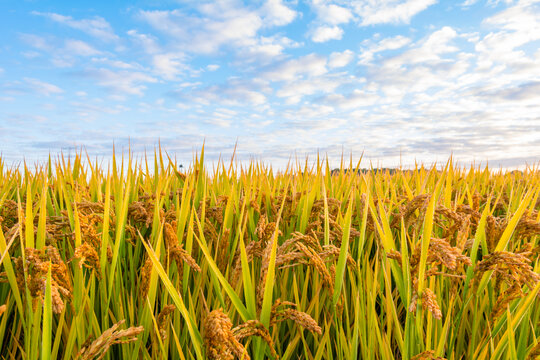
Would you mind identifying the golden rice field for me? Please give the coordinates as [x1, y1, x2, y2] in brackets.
[0, 149, 539, 359]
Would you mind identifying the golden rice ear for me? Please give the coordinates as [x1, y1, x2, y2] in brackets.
[233, 320, 277, 359]
[156, 304, 176, 341]
[76, 320, 144, 360]
[74, 242, 101, 278]
[491, 284, 523, 323]
[410, 350, 448, 360]
[528, 341, 540, 360]
[204, 309, 249, 360]
[422, 288, 442, 320]
[475, 251, 540, 289]
[163, 222, 179, 250]
[139, 257, 153, 299]
[387, 249, 403, 263]
[272, 308, 322, 335]
[269, 299, 322, 335]
[294, 242, 334, 294]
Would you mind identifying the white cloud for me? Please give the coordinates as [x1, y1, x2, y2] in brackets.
[328, 50, 354, 68]
[24, 78, 63, 96]
[312, 1, 353, 25]
[307, 1, 352, 45]
[311, 25, 344, 42]
[19, 34, 52, 52]
[374, 35, 412, 51]
[206, 107, 241, 128]
[69, 101, 130, 117]
[263, 53, 358, 104]
[177, 78, 269, 107]
[64, 39, 101, 56]
[84, 69, 157, 97]
[152, 53, 186, 80]
[283, 104, 335, 119]
[354, 0, 438, 26]
[139, 2, 300, 61]
[384, 27, 458, 68]
[484, 2, 540, 33]
[322, 89, 380, 109]
[206, 116, 233, 128]
[474, 1, 540, 69]
[21, 51, 41, 59]
[276, 75, 348, 104]
[178, 81, 202, 88]
[261, 0, 297, 26]
[487, 0, 515, 6]
[0, 67, 3, 75]
[21, 34, 103, 66]
[240, 35, 298, 60]
[215, 108, 238, 117]
[20, 35, 92, 65]
[359, 35, 411, 64]
[461, 0, 479, 6]
[91, 57, 139, 69]
[139, 6, 262, 54]
[209, 87, 267, 106]
[207, 64, 220, 71]
[33, 12, 118, 42]
[127, 30, 161, 54]
[218, 87, 267, 106]
[262, 53, 327, 81]
[51, 58, 75, 68]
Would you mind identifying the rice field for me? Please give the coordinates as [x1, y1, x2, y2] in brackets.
[0, 149, 538, 359]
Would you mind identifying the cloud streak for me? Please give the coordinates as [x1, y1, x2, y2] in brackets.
[32, 12, 119, 42]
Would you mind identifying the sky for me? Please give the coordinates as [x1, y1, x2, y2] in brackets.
[0, 0, 539, 169]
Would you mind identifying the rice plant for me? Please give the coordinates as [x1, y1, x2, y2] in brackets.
[0, 149, 538, 359]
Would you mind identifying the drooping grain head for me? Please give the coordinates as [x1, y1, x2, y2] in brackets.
[157, 304, 176, 341]
[204, 309, 249, 360]
[74, 242, 101, 278]
[76, 320, 144, 360]
[232, 320, 277, 359]
[422, 288, 442, 320]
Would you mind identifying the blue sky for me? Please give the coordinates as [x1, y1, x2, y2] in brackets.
[0, 0, 539, 168]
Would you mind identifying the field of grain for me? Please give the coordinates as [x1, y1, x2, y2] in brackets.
[0, 150, 538, 359]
